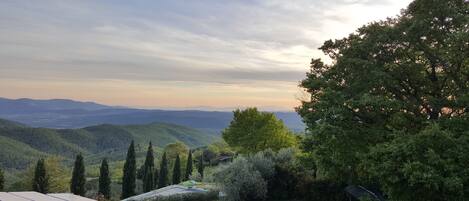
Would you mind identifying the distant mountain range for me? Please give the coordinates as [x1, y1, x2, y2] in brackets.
[0, 118, 219, 169]
[0, 97, 305, 131]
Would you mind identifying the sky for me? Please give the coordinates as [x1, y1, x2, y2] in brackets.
[0, 0, 412, 111]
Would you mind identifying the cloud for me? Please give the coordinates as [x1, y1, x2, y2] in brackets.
[0, 0, 412, 109]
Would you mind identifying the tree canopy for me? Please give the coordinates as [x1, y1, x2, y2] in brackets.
[223, 108, 297, 154]
[298, 0, 469, 200]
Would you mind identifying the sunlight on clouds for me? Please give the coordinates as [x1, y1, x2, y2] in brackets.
[0, 0, 412, 110]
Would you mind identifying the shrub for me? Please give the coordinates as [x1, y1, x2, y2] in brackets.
[212, 157, 267, 201]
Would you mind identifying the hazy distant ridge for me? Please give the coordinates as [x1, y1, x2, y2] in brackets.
[0, 97, 305, 131]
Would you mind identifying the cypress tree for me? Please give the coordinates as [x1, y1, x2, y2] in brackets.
[184, 150, 193, 181]
[172, 154, 181, 184]
[197, 154, 204, 179]
[121, 141, 136, 199]
[71, 154, 86, 196]
[153, 166, 159, 189]
[143, 166, 154, 192]
[142, 142, 155, 191]
[158, 152, 169, 188]
[0, 167, 4, 191]
[98, 158, 111, 199]
[32, 159, 49, 193]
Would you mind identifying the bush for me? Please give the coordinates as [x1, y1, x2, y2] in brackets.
[212, 157, 267, 201]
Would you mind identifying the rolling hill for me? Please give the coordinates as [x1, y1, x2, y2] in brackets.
[0, 118, 219, 170]
[0, 97, 305, 131]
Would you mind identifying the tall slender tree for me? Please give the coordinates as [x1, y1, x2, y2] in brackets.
[143, 166, 154, 192]
[0, 167, 4, 191]
[70, 154, 86, 196]
[197, 154, 204, 179]
[121, 141, 136, 199]
[98, 158, 111, 199]
[184, 150, 193, 181]
[172, 154, 181, 184]
[158, 152, 169, 188]
[32, 159, 49, 193]
[153, 166, 159, 189]
[142, 142, 155, 191]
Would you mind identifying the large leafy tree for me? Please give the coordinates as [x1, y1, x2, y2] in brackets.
[98, 158, 111, 199]
[223, 108, 297, 154]
[365, 125, 469, 201]
[121, 141, 136, 199]
[32, 159, 49, 193]
[70, 154, 86, 196]
[298, 0, 469, 199]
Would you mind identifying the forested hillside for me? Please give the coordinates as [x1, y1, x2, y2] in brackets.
[0, 118, 218, 169]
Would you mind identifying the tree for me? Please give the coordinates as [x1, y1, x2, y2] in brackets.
[172, 154, 181, 184]
[0, 167, 4, 191]
[121, 141, 136, 199]
[142, 142, 155, 191]
[223, 108, 297, 154]
[98, 158, 111, 199]
[197, 154, 204, 179]
[143, 166, 154, 192]
[164, 142, 189, 167]
[32, 159, 49, 193]
[298, 0, 469, 199]
[153, 166, 159, 189]
[184, 150, 193, 181]
[70, 154, 86, 196]
[158, 152, 169, 188]
[365, 125, 469, 201]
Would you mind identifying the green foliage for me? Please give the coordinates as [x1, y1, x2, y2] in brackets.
[365, 125, 469, 201]
[298, 0, 469, 199]
[164, 142, 189, 163]
[158, 152, 169, 188]
[143, 166, 154, 193]
[197, 154, 204, 179]
[172, 155, 181, 184]
[0, 119, 217, 170]
[122, 141, 137, 199]
[143, 190, 219, 201]
[32, 159, 49, 193]
[212, 157, 267, 201]
[143, 142, 155, 192]
[0, 167, 4, 191]
[98, 158, 111, 199]
[70, 154, 86, 196]
[223, 108, 297, 154]
[298, 179, 347, 201]
[153, 166, 159, 189]
[184, 150, 193, 181]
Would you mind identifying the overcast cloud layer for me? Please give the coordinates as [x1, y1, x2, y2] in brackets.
[0, 0, 412, 110]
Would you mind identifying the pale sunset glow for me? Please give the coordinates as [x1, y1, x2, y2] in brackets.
[0, 0, 412, 110]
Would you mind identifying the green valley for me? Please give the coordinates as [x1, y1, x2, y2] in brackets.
[0, 118, 219, 170]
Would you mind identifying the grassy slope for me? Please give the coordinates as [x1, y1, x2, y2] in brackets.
[0, 119, 219, 170]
